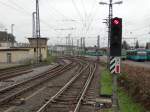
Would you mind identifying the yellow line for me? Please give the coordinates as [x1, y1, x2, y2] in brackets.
[4, 87, 46, 112]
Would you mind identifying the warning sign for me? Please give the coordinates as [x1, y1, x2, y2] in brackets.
[115, 57, 120, 73]
[110, 57, 120, 74]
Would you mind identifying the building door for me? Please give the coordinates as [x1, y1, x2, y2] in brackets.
[7, 53, 11, 63]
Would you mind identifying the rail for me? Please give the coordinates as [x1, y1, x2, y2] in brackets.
[36, 63, 89, 112]
[74, 63, 97, 112]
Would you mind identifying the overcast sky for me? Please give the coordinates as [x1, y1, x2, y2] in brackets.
[0, 0, 150, 47]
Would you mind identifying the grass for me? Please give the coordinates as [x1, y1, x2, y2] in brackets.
[100, 69, 113, 95]
[118, 88, 145, 112]
[44, 54, 57, 64]
[100, 109, 113, 112]
[100, 69, 145, 112]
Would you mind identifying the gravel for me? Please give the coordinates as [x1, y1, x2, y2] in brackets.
[3, 63, 80, 112]
[0, 64, 58, 89]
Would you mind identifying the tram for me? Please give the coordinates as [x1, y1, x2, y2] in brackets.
[127, 49, 147, 61]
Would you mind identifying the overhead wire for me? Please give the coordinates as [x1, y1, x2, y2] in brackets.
[81, 0, 88, 36]
[44, 0, 74, 33]
[12, 0, 62, 36]
[43, 0, 82, 38]
[84, 0, 99, 37]
[0, 1, 29, 15]
[71, 0, 85, 37]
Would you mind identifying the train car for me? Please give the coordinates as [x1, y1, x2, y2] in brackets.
[146, 50, 150, 61]
[85, 51, 103, 56]
[127, 49, 147, 61]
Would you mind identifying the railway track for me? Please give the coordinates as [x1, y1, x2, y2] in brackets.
[79, 64, 99, 112]
[0, 62, 64, 81]
[0, 65, 32, 74]
[0, 66, 34, 81]
[36, 62, 97, 112]
[74, 63, 97, 112]
[0, 70, 33, 81]
[0, 61, 75, 105]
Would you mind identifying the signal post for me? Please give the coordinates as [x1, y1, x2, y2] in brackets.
[110, 17, 122, 112]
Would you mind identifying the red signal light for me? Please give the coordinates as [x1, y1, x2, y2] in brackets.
[113, 19, 120, 25]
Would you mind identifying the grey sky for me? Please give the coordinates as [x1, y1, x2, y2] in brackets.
[0, 0, 150, 47]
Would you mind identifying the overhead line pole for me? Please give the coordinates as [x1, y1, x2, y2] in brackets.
[97, 35, 100, 62]
[36, 0, 41, 63]
[32, 12, 36, 38]
[11, 24, 14, 35]
[108, 0, 113, 68]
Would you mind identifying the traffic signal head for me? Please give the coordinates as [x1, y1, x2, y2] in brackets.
[110, 17, 122, 56]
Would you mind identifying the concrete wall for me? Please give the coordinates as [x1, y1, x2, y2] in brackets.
[0, 50, 31, 63]
[0, 47, 47, 64]
[0, 42, 14, 48]
[29, 47, 48, 61]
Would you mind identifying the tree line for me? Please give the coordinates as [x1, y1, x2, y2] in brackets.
[122, 40, 149, 49]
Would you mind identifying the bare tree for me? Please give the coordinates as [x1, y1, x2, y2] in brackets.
[135, 40, 139, 49]
[145, 42, 149, 49]
[122, 40, 129, 50]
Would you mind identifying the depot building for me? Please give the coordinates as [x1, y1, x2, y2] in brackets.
[0, 31, 48, 64]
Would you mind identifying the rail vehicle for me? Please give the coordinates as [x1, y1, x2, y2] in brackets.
[126, 49, 147, 61]
[121, 49, 127, 60]
[146, 49, 150, 61]
[85, 51, 103, 56]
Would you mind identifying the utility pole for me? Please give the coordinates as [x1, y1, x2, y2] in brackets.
[54, 28, 75, 56]
[97, 35, 100, 62]
[36, 0, 41, 63]
[68, 34, 71, 55]
[66, 36, 68, 55]
[83, 37, 85, 53]
[72, 38, 74, 55]
[32, 12, 36, 38]
[11, 24, 14, 35]
[77, 39, 79, 56]
[108, 0, 113, 68]
[80, 38, 83, 56]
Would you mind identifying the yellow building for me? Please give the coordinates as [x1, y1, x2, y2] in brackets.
[0, 38, 48, 64]
[0, 48, 30, 63]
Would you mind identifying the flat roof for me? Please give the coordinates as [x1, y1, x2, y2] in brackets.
[0, 48, 30, 51]
[28, 37, 48, 40]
